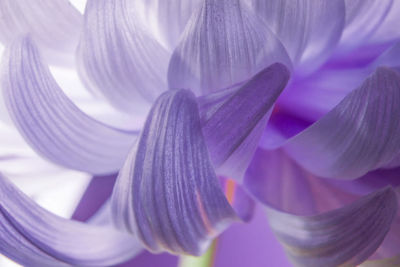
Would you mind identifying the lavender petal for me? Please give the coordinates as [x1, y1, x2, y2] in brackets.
[111, 90, 238, 255]
[168, 0, 292, 95]
[1, 37, 137, 175]
[0, 173, 141, 266]
[267, 187, 398, 267]
[249, 0, 345, 73]
[77, 0, 169, 113]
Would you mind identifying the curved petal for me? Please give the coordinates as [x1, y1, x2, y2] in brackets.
[0, 0, 82, 65]
[168, 0, 292, 95]
[0, 173, 141, 267]
[133, 0, 202, 51]
[283, 67, 400, 179]
[340, 0, 393, 49]
[111, 90, 238, 256]
[1, 37, 137, 175]
[244, 148, 363, 216]
[199, 63, 290, 181]
[249, 0, 345, 72]
[267, 187, 398, 267]
[77, 0, 170, 113]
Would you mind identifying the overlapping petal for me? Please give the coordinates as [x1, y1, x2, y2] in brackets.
[340, 0, 393, 48]
[77, 0, 170, 113]
[281, 67, 400, 179]
[267, 187, 398, 267]
[249, 0, 345, 72]
[1, 37, 137, 175]
[0, 173, 141, 266]
[168, 0, 292, 95]
[199, 63, 290, 181]
[133, 0, 202, 50]
[0, 0, 82, 65]
[111, 90, 238, 255]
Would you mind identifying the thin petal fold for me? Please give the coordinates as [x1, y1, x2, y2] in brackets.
[283, 67, 400, 179]
[0, 0, 82, 65]
[77, 0, 170, 113]
[199, 63, 290, 181]
[267, 187, 398, 267]
[133, 0, 202, 50]
[1, 37, 137, 175]
[249, 0, 345, 72]
[111, 90, 238, 255]
[0, 173, 141, 267]
[168, 0, 292, 95]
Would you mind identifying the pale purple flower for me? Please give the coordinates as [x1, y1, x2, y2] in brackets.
[0, 0, 399, 267]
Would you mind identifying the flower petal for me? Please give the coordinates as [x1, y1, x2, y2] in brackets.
[111, 90, 238, 256]
[0, 0, 82, 65]
[77, 0, 170, 113]
[283, 67, 400, 179]
[0, 173, 141, 266]
[199, 63, 290, 181]
[132, 0, 201, 51]
[1, 37, 137, 175]
[249, 0, 345, 72]
[168, 0, 292, 95]
[267, 187, 398, 267]
[340, 0, 393, 49]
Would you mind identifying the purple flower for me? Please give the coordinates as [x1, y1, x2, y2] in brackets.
[0, 0, 399, 266]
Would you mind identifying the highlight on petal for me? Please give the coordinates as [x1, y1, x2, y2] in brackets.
[249, 0, 345, 72]
[267, 187, 398, 267]
[0, 173, 141, 266]
[133, 0, 202, 50]
[77, 0, 170, 113]
[1, 37, 137, 175]
[340, 0, 393, 48]
[168, 0, 292, 95]
[283, 67, 400, 179]
[111, 90, 238, 256]
[199, 63, 290, 181]
[0, 0, 82, 65]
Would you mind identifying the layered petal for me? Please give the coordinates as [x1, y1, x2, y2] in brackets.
[0, 0, 82, 65]
[340, 0, 393, 48]
[1, 37, 137, 175]
[77, 0, 169, 113]
[133, 0, 201, 50]
[168, 0, 291, 95]
[111, 90, 238, 255]
[267, 187, 398, 267]
[283, 67, 400, 179]
[249, 0, 345, 72]
[199, 63, 290, 181]
[0, 173, 141, 266]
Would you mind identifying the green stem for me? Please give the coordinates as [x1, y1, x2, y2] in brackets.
[178, 240, 218, 267]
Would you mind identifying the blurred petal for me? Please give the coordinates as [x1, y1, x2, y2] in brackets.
[111, 90, 237, 255]
[168, 0, 292, 95]
[372, 41, 400, 69]
[0, 173, 141, 266]
[362, 256, 400, 267]
[0, 0, 82, 65]
[267, 187, 398, 267]
[1, 37, 137, 175]
[340, 0, 393, 49]
[214, 206, 292, 267]
[77, 0, 169, 113]
[249, 0, 345, 72]
[369, 0, 400, 44]
[133, 0, 201, 50]
[199, 63, 290, 181]
[284, 67, 400, 179]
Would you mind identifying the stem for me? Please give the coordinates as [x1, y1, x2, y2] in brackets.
[178, 240, 218, 267]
